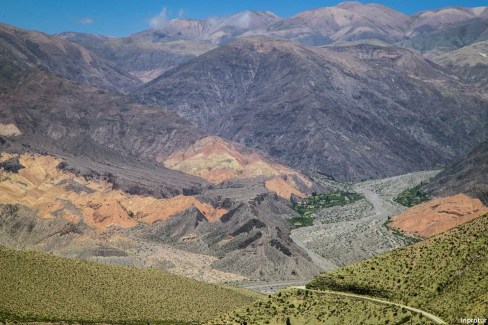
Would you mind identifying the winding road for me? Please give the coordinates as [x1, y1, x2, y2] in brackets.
[292, 286, 447, 325]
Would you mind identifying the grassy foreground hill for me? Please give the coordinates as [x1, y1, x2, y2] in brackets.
[215, 214, 488, 324]
[308, 213, 488, 323]
[0, 247, 260, 324]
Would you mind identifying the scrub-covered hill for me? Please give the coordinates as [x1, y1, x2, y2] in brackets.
[0, 246, 260, 324]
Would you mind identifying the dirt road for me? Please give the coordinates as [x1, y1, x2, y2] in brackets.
[293, 286, 447, 324]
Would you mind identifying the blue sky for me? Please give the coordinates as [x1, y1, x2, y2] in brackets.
[0, 0, 486, 37]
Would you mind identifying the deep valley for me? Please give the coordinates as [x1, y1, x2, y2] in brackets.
[0, 1, 487, 324]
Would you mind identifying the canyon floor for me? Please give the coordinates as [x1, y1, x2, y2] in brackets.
[241, 170, 440, 293]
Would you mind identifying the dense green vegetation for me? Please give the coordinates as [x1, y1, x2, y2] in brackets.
[308, 214, 488, 324]
[0, 247, 260, 324]
[394, 183, 429, 207]
[290, 192, 362, 228]
[289, 216, 315, 228]
[211, 289, 433, 324]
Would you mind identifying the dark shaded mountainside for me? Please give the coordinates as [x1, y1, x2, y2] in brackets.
[0, 23, 321, 281]
[0, 23, 207, 196]
[138, 38, 488, 181]
[424, 140, 488, 205]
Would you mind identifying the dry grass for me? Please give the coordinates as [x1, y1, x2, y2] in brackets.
[0, 247, 260, 324]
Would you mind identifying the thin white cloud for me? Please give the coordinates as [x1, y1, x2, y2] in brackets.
[79, 17, 94, 25]
[149, 7, 168, 29]
[178, 8, 185, 18]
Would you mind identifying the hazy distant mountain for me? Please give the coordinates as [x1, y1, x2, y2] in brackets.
[244, 2, 410, 45]
[57, 10, 279, 82]
[58, 32, 215, 82]
[138, 38, 488, 181]
[430, 40, 488, 88]
[56, 4, 488, 85]
[0, 23, 140, 92]
[400, 16, 488, 53]
[243, 3, 488, 46]
[407, 6, 488, 37]
[133, 10, 280, 45]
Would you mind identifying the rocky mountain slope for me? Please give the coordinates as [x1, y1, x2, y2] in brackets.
[0, 60, 211, 196]
[401, 10, 488, 52]
[130, 3, 487, 48]
[245, 2, 410, 45]
[162, 136, 315, 198]
[0, 23, 140, 92]
[56, 4, 488, 86]
[139, 38, 488, 181]
[431, 40, 488, 89]
[387, 140, 488, 239]
[0, 23, 322, 282]
[424, 140, 488, 205]
[0, 152, 320, 281]
[244, 3, 488, 46]
[219, 213, 488, 324]
[58, 11, 278, 82]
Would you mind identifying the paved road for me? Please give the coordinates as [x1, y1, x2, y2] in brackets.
[292, 286, 447, 325]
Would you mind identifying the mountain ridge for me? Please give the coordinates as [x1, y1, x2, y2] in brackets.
[138, 37, 488, 181]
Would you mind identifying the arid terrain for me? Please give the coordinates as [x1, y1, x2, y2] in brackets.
[0, 1, 487, 324]
[290, 171, 439, 269]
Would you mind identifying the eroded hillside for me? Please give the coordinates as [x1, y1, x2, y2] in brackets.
[162, 136, 313, 199]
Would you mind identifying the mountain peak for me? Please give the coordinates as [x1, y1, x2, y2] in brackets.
[336, 1, 366, 8]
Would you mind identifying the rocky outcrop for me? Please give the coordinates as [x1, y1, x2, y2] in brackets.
[138, 193, 321, 280]
[0, 153, 224, 230]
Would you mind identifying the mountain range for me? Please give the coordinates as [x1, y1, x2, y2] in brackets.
[0, 2, 487, 323]
[138, 38, 487, 181]
[0, 21, 323, 281]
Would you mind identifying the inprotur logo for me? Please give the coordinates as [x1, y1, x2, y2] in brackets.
[460, 318, 488, 324]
